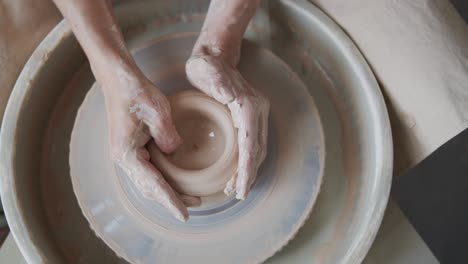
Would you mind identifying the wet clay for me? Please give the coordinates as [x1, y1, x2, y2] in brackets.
[149, 90, 238, 197]
[166, 109, 225, 170]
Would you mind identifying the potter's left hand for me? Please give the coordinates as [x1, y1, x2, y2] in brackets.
[52, 0, 196, 221]
[185, 0, 268, 199]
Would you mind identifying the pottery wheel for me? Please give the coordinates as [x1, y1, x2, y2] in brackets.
[70, 35, 325, 263]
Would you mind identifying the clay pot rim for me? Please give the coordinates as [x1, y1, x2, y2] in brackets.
[149, 90, 238, 196]
[154, 90, 237, 174]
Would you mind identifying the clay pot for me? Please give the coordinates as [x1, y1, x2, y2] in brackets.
[149, 90, 237, 197]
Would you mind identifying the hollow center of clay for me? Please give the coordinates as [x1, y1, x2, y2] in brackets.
[168, 111, 226, 170]
[148, 90, 237, 197]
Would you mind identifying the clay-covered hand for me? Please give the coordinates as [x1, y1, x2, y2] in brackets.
[102, 74, 193, 221]
[186, 55, 269, 199]
[51, 0, 197, 221]
[186, 0, 268, 200]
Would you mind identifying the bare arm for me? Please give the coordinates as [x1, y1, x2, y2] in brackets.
[52, 0, 140, 86]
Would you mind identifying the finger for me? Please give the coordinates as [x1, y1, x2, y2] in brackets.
[257, 97, 270, 164]
[236, 144, 257, 200]
[243, 113, 268, 191]
[121, 147, 188, 222]
[131, 95, 182, 153]
[228, 98, 259, 200]
[245, 98, 270, 187]
[224, 174, 237, 196]
[180, 195, 202, 207]
[186, 55, 235, 104]
[146, 115, 182, 154]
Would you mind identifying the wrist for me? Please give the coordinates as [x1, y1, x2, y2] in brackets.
[192, 32, 242, 67]
[93, 55, 147, 97]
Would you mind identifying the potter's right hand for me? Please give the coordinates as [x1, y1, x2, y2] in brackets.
[101, 72, 194, 222]
[186, 0, 268, 200]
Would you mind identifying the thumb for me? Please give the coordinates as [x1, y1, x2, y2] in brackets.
[146, 116, 182, 154]
[186, 55, 235, 104]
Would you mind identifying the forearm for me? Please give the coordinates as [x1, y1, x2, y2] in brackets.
[193, 0, 262, 66]
[52, 0, 143, 90]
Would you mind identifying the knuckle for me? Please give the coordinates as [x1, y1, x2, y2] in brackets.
[186, 55, 210, 74]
